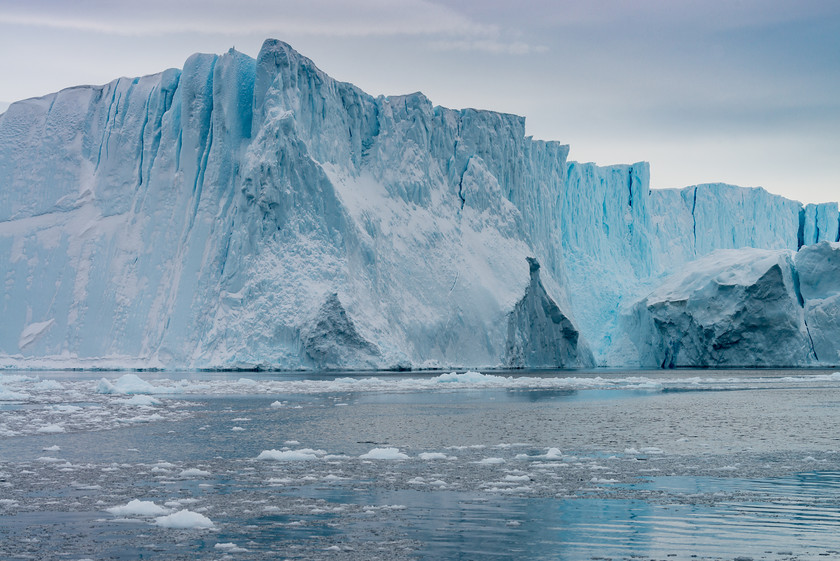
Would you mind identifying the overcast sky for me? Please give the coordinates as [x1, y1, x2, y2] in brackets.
[0, 0, 837, 203]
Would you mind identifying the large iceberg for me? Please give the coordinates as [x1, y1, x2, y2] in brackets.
[0, 39, 838, 369]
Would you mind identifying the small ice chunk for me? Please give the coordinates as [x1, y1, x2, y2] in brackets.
[37, 424, 65, 434]
[475, 457, 505, 465]
[516, 448, 565, 461]
[154, 509, 214, 529]
[504, 475, 531, 482]
[179, 468, 210, 477]
[97, 374, 168, 395]
[106, 500, 169, 516]
[35, 379, 63, 390]
[359, 447, 409, 460]
[434, 371, 489, 384]
[590, 477, 618, 484]
[215, 543, 248, 552]
[121, 395, 161, 406]
[418, 452, 449, 460]
[257, 449, 325, 461]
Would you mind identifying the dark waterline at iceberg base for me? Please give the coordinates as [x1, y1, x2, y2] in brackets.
[2, 369, 840, 560]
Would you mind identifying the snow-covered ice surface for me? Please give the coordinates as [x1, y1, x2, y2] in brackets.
[1, 39, 838, 370]
[2, 369, 840, 560]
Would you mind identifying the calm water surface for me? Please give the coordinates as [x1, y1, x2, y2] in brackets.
[0, 368, 839, 560]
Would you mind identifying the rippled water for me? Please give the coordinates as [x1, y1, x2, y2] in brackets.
[1, 368, 840, 560]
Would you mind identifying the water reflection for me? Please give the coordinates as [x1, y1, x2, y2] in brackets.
[277, 471, 840, 560]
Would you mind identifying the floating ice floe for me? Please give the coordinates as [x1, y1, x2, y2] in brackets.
[514, 448, 565, 461]
[97, 374, 177, 395]
[475, 457, 506, 465]
[120, 395, 162, 406]
[215, 543, 248, 553]
[106, 499, 169, 517]
[36, 424, 65, 434]
[360, 447, 409, 460]
[179, 468, 210, 478]
[154, 509, 214, 529]
[257, 448, 326, 461]
[418, 452, 451, 460]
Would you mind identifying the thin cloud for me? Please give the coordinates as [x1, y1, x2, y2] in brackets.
[429, 39, 548, 55]
[0, 0, 496, 38]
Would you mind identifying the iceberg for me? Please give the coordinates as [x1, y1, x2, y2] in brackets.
[0, 39, 838, 369]
[628, 249, 815, 368]
[794, 242, 840, 365]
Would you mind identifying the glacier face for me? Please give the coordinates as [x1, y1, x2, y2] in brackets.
[1, 39, 839, 370]
[0, 41, 580, 370]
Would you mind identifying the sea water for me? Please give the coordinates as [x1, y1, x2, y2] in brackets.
[0, 369, 839, 560]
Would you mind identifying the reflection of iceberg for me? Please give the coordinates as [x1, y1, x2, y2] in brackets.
[1, 39, 838, 369]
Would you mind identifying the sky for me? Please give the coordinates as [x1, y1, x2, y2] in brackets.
[0, 0, 838, 203]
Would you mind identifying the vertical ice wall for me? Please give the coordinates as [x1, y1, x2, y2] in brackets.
[0, 48, 258, 365]
[803, 203, 840, 245]
[0, 38, 837, 369]
[540, 173, 806, 363]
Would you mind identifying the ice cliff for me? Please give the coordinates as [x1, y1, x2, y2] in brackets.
[0, 39, 838, 369]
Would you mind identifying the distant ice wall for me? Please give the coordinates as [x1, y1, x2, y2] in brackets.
[803, 202, 840, 245]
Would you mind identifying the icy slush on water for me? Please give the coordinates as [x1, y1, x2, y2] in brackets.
[2, 369, 840, 560]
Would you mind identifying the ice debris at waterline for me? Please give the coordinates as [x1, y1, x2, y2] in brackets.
[1, 39, 839, 369]
[1, 370, 840, 438]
